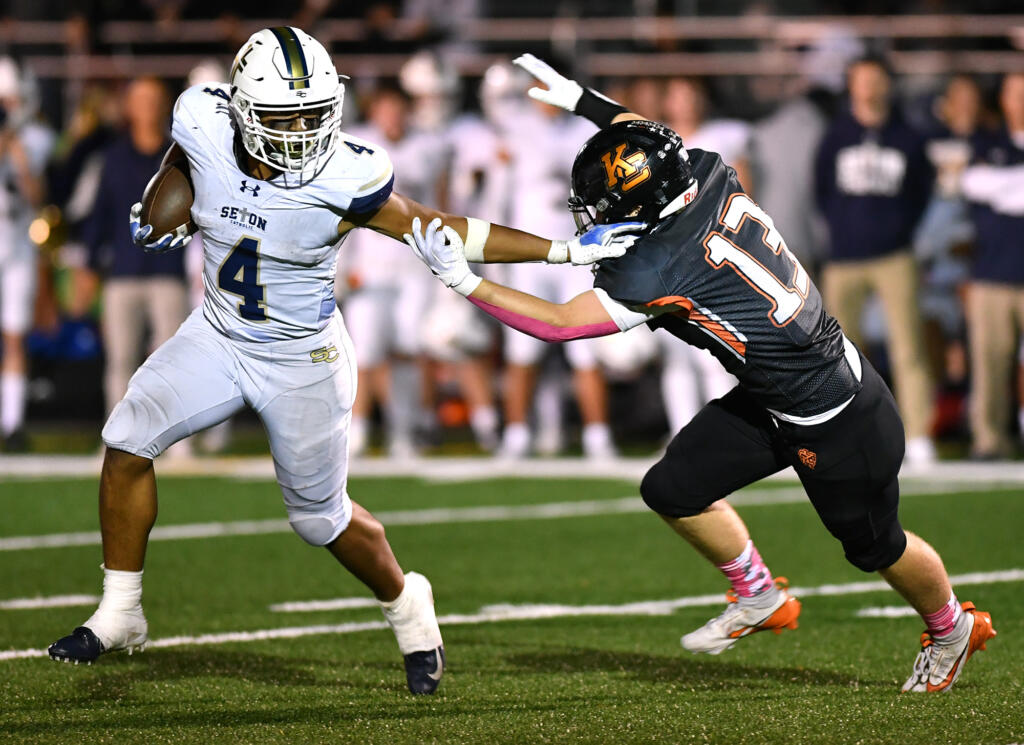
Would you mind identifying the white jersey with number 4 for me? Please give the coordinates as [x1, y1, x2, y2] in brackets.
[172, 83, 395, 342]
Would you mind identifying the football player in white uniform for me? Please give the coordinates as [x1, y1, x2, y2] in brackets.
[341, 86, 446, 457]
[47, 28, 635, 694]
[476, 63, 617, 458]
[0, 57, 53, 450]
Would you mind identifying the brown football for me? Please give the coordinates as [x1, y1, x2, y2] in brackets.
[140, 160, 196, 237]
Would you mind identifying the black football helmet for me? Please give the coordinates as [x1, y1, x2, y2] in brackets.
[568, 119, 694, 235]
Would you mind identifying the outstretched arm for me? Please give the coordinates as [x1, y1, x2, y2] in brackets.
[403, 217, 671, 341]
[342, 191, 551, 262]
[404, 217, 629, 342]
[342, 190, 641, 265]
[513, 54, 648, 128]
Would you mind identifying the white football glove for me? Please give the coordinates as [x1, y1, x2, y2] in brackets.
[129, 202, 192, 254]
[513, 53, 583, 113]
[404, 217, 482, 297]
[547, 221, 646, 265]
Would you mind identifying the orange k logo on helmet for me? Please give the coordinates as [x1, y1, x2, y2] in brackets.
[600, 144, 652, 192]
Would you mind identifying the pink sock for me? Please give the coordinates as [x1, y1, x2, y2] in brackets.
[923, 592, 962, 639]
[717, 540, 775, 598]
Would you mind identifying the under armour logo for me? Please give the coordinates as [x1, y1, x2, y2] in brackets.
[240, 180, 261, 197]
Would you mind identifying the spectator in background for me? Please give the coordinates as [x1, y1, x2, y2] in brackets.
[752, 84, 832, 279]
[80, 77, 188, 428]
[0, 57, 54, 450]
[961, 72, 1024, 459]
[914, 74, 984, 436]
[815, 55, 936, 465]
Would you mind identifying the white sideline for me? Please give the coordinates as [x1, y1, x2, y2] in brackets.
[5, 454, 1024, 483]
[0, 595, 98, 610]
[1, 478, 1020, 553]
[3, 568, 1020, 662]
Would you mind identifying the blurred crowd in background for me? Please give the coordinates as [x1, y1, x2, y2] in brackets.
[0, 1, 1023, 461]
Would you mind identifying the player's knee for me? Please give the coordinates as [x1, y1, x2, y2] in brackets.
[841, 517, 907, 572]
[286, 490, 353, 546]
[289, 514, 344, 546]
[640, 461, 705, 518]
[102, 396, 158, 459]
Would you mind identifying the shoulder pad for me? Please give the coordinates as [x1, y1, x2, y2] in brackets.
[593, 242, 671, 307]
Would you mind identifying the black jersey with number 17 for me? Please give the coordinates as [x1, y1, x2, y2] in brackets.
[594, 148, 860, 419]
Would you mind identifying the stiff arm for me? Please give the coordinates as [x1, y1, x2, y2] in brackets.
[340, 191, 556, 262]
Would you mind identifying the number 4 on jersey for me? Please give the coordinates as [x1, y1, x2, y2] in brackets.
[704, 194, 810, 327]
[218, 236, 267, 321]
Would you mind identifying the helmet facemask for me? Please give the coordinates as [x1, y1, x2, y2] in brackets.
[232, 88, 343, 175]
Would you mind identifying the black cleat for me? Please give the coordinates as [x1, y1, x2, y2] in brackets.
[403, 645, 445, 694]
[48, 626, 104, 664]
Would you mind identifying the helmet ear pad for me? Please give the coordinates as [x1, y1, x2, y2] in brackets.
[569, 120, 694, 233]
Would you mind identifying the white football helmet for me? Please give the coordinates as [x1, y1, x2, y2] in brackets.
[479, 61, 531, 129]
[229, 26, 344, 174]
[399, 51, 459, 131]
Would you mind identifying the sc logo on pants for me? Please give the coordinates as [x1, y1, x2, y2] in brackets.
[309, 345, 339, 364]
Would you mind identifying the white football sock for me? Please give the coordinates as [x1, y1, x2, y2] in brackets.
[349, 416, 368, 456]
[379, 572, 442, 654]
[582, 422, 616, 458]
[0, 372, 27, 436]
[387, 361, 420, 447]
[96, 565, 144, 614]
[501, 422, 531, 457]
[469, 405, 499, 451]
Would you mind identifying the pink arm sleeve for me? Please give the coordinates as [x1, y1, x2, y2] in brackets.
[468, 296, 619, 342]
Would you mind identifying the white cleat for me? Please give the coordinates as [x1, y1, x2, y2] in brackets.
[682, 580, 801, 656]
[85, 606, 149, 654]
[901, 602, 996, 692]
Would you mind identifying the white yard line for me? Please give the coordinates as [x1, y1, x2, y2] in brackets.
[0, 595, 99, 610]
[1, 479, 1020, 553]
[857, 607, 919, 618]
[4, 568, 1017, 662]
[269, 598, 380, 613]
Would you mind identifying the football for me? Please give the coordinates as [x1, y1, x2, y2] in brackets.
[140, 159, 196, 237]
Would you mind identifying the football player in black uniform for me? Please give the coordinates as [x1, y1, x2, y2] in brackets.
[404, 54, 996, 692]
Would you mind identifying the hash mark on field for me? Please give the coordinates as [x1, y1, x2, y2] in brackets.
[4, 569, 1017, 662]
[269, 597, 380, 612]
[856, 606, 919, 618]
[1, 482, 1014, 552]
[0, 594, 99, 610]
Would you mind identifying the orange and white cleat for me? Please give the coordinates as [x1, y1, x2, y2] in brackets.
[681, 578, 801, 655]
[901, 601, 996, 693]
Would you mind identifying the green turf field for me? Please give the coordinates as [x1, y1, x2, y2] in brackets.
[0, 472, 1021, 744]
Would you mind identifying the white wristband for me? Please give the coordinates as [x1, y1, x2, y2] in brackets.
[451, 272, 483, 298]
[463, 217, 491, 262]
[546, 239, 569, 264]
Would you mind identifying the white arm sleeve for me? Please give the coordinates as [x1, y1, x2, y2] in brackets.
[592, 287, 664, 332]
